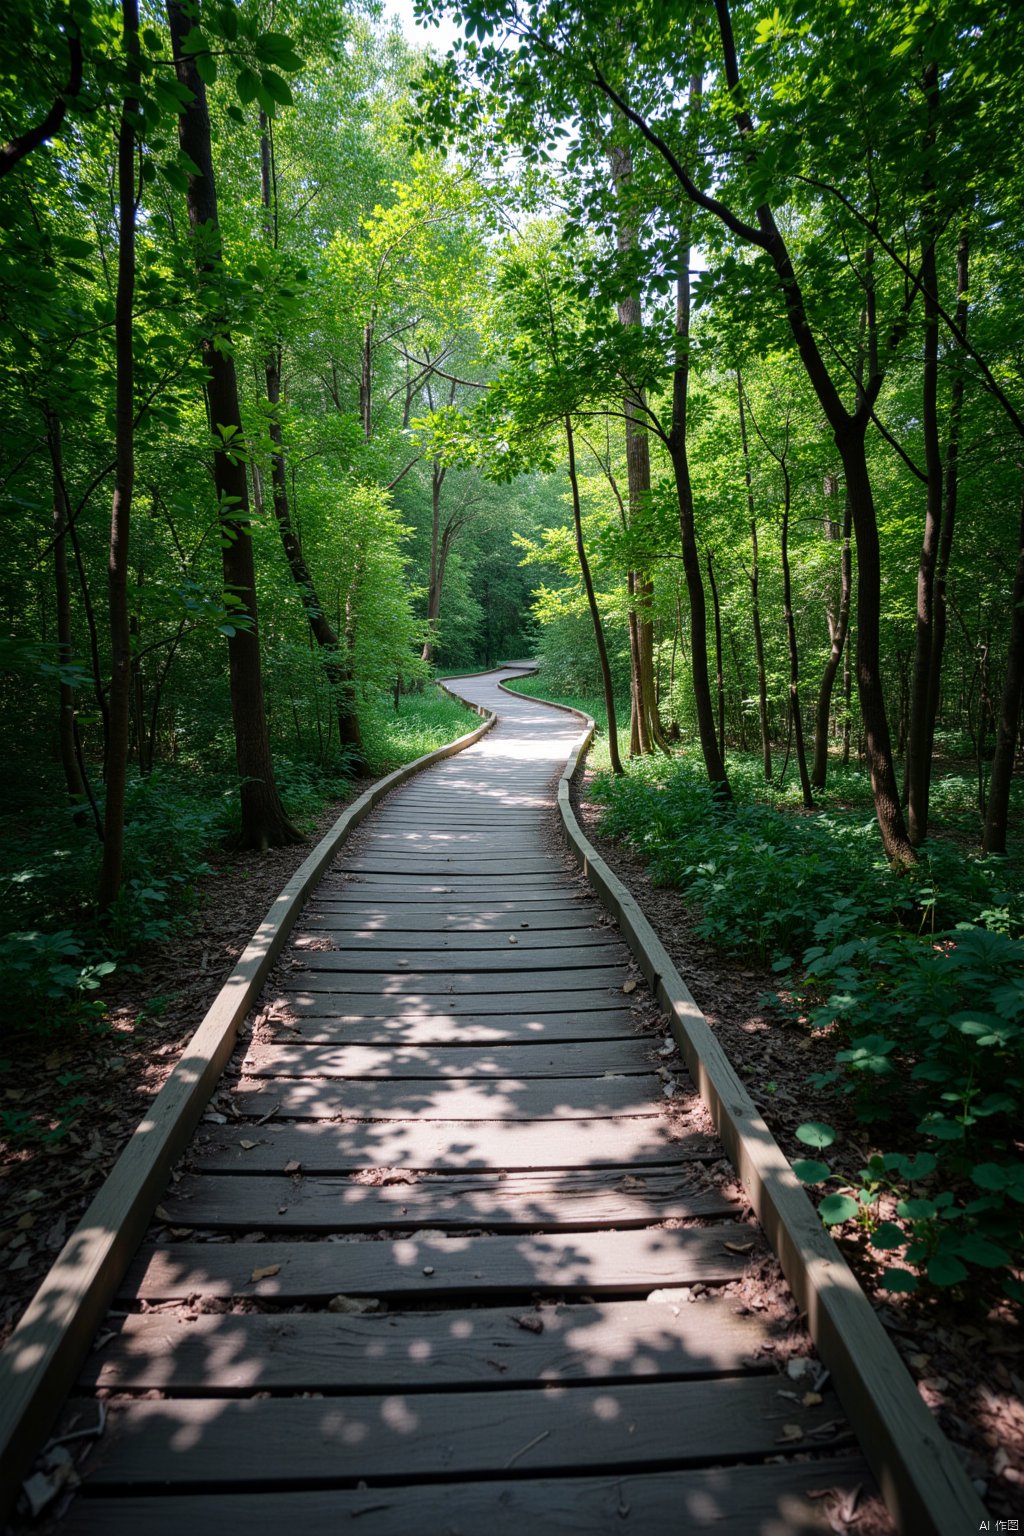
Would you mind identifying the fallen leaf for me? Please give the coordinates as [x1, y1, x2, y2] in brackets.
[283, 1160, 302, 1174]
[239, 1139, 257, 1151]
[779, 1423, 803, 1442]
[724, 1240, 754, 1255]
[328, 1294, 380, 1314]
[155, 1205, 172, 1222]
[622, 979, 637, 994]
[508, 936, 518, 944]
[513, 1313, 544, 1334]
[16, 1215, 35, 1231]
[251, 1264, 281, 1283]
[802, 1391, 823, 1407]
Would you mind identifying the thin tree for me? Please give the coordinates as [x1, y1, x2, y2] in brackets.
[167, 2, 299, 847]
[97, 0, 140, 910]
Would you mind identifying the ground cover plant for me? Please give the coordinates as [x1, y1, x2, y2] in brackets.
[584, 739, 1024, 1303]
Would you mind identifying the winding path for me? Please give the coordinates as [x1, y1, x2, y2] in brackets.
[59, 667, 871, 1532]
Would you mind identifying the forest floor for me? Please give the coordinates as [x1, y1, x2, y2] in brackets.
[0, 785, 368, 1351]
[571, 767, 1024, 1526]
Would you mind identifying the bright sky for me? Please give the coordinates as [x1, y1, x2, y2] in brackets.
[385, 0, 466, 54]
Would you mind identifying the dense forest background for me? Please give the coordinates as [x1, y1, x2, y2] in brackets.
[3, 0, 1024, 1038]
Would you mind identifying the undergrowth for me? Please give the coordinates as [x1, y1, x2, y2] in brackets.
[0, 685, 474, 1053]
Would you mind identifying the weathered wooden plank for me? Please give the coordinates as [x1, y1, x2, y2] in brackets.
[79, 1296, 774, 1393]
[122, 1227, 750, 1302]
[77, 1376, 842, 1489]
[301, 906, 601, 932]
[292, 943, 629, 974]
[313, 885, 584, 905]
[282, 969, 629, 997]
[264, 1009, 645, 1046]
[159, 1166, 732, 1233]
[196, 1115, 707, 1173]
[242, 1038, 653, 1079]
[61, 1459, 875, 1536]
[293, 925, 612, 950]
[228, 1074, 662, 1122]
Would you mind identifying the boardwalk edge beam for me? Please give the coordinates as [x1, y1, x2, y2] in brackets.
[494, 675, 986, 1536]
[0, 696, 495, 1516]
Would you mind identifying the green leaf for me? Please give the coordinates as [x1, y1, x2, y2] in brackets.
[880, 1268, 919, 1293]
[195, 50, 218, 87]
[955, 1234, 1011, 1268]
[795, 1121, 835, 1150]
[870, 1221, 906, 1251]
[926, 1255, 967, 1287]
[236, 67, 260, 105]
[792, 1158, 831, 1184]
[261, 71, 294, 107]
[818, 1193, 859, 1225]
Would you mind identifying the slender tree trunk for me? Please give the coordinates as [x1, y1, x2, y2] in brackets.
[984, 479, 1024, 854]
[706, 550, 725, 757]
[736, 372, 771, 780]
[361, 320, 374, 442]
[812, 489, 853, 789]
[258, 116, 361, 759]
[565, 415, 622, 775]
[669, 222, 730, 797]
[838, 432, 912, 860]
[906, 75, 944, 845]
[608, 142, 665, 755]
[421, 459, 446, 666]
[46, 413, 98, 831]
[779, 460, 814, 809]
[97, 0, 139, 910]
[843, 617, 853, 765]
[925, 225, 970, 775]
[626, 572, 644, 756]
[168, 2, 298, 847]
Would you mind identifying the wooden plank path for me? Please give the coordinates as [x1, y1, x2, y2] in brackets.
[57, 665, 874, 1533]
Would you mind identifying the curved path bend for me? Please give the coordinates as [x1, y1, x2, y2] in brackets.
[59, 666, 872, 1533]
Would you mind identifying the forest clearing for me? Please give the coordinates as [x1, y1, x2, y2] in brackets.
[1, 0, 1022, 1530]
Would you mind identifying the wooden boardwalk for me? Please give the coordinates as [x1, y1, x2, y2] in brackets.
[60, 667, 873, 1533]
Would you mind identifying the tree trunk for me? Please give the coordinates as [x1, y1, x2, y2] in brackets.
[97, 0, 139, 910]
[779, 459, 813, 809]
[669, 223, 730, 797]
[983, 480, 1024, 854]
[905, 75, 944, 845]
[46, 412, 98, 832]
[258, 117, 361, 760]
[421, 459, 446, 666]
[838, 432, 913, 861]
[706, 550, 725, 758]
[168, 2, 298, 848]
[812, 489, 853, 789]
[736, 372, 771, 780]
[608, 142, 666, 755]
[565, 414, 622, 775]
[925, 225, 970, 777]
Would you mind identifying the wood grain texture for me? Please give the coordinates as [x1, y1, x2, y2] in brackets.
[122, 1226, 751, 1302]
[192, 1117, 707, 1172]
[80, 1296, 773, 1392]
[228, 1074, 663, 1122]
[157, 1165, 733, 1233]
[80, 1375, 845, 1488]
[60, 1459, 875, 1536]
[241, 1038, 653, 1078]
[263, 1008, 646, 1045]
